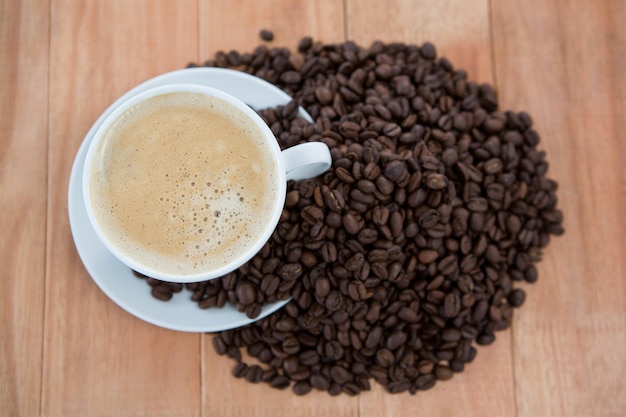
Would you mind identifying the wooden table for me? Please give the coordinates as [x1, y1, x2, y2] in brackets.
[1, 0, 624, 416]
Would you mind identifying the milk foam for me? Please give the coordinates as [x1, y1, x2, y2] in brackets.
[89, 92, 279, 275]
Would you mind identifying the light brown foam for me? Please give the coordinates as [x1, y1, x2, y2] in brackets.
[89, 92, 279, 275]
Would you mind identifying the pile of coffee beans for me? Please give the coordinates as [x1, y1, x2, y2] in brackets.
[136, 36, 564, 395]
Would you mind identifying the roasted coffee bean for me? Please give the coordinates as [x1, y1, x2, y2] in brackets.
[339, 121, 361, 138]
[235, 282, 257, 305]
[150, 37, 565, 397]
[259, 29, 274, 41]
[261, 369, 278, 383]
[467, 197, 489, 212]
[383, 123, 402, 138]
[387, 379, 411, 394]
[335, 166, 355, 183]
[198, 296, 218, 309]
[374, 348, 394, 368]
[424, 173, 448, 190]
[320, 242, 338, 263]
[330, 366, 352, 384]
[232, 362, 248, 378]
[312, 280, 331, 303]
[260, 274, 279, 296]
[283, 356, 300, 375]
[325, 290, 343, 311]
[325, 340, 345, 360]
[310, 374, 331, 391]
[293, 381, 313, 395]
[351, 188, 375, 204]
[383, 160, 407, 182]
[247, 342, 265, 358]
[283, 337, 301, 355]
[356, 228, 378, 245]
[477, 332, 496, 345]
[341, 382, 361, 396]
[212, 336, 227, 355]
[356, 179, 377, 195]
[270, 375, 291, 389]
[385, 330, 407, 350]
[290, 367, 312, 382]
[244, 303, 262, 319]
[301, 205, 324, 224]
[418, 209, 440, 229]
[415, 373, 437, 390]
[372, 205, 390, 226]
[150, 285, 173, 301]
[364, 326, 383, 349]
[343, 212, 363, 234]
[398, 307, 419, 323]
[373, 180, 394, 201]
[347, 280, 368, 300]
[280, 71, 302, 84]
[508, 288, 526, 307]
[483, 158, 503, 174]
[472, 300, 490, 323]
[275, 317, 296, 332]
[278, 263, 303, 280]
[363, 162, 382, 180]
[418, 249, 439, 264]
[442, 328, 462, 342]
[299, 350, 320, 367]
[323, 187, 346, 212]
[438, 255, 458, 275]
[441, 292, 461, 318]
[245, 365, 264, 383]
[435, 365, 453, 381]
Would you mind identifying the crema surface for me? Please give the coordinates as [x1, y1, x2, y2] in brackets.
[89, 92, 279, 275]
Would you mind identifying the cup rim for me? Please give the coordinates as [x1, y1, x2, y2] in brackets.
[82, 83, 287, 283]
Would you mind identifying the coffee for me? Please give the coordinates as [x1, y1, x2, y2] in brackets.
[89, 91, 279, 275]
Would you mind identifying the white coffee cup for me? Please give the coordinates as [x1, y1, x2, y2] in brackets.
[83, 83, 331, 283]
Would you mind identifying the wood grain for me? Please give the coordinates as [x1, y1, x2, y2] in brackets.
[43, 1, 201, 416]
[198, 2, 356, 415]
[347, 1, 514, 416]
[1, 0, 625, 416]
[346, 0, 494, 85]
[492, 0, 626, 416]
[0, 0, 49, 415]
[200, 0, 345, 58]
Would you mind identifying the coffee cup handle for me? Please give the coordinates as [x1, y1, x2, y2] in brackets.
[282, 142, 332, 181]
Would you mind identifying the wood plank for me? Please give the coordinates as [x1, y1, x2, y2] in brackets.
[200, 0, 346, 58]
[197, 0, 517, 415]
[348, 1, 516, 416]
[200, 351, 358, 417]
[0, 0, 49, 415]
[346, 0, 494, 85]
[492, 0, 626, 416]
[43, 1, 202, 416]
[198, 1, 358, 416]
[360, 331, 515, 416]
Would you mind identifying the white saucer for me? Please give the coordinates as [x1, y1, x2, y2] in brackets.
[68, 68, 306, 333]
